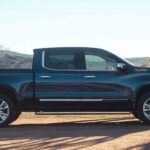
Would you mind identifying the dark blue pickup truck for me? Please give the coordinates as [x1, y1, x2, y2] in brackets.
[0, 47, 150, 126]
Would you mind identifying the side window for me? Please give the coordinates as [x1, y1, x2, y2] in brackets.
[85, 54, 117, 71]
[44, 51, 76, 70]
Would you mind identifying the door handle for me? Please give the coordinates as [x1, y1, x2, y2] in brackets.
[40, 76, 51, 79]
[84, 75, 96, 79]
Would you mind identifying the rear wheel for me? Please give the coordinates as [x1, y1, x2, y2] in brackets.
[12, 112, 21, 122]
[0, 94, 16, 127]
[137, 92, 150, 124]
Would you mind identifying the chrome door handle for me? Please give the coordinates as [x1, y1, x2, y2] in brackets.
[40, 76, 51, 79]
[84, 75, 95, 79]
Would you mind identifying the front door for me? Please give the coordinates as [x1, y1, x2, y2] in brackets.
[79, 49, 128, 100]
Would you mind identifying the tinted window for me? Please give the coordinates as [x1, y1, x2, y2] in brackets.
[85, 54, 117, 71]
[44, 51, 76, 70]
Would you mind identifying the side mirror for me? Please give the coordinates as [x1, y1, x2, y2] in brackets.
[117, 63, 126, 71]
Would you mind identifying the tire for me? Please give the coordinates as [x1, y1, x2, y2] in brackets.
[0, 94, 16, 127]
[12, 112, 21, 122]
[132, 111, 139, 119]
[137, 92, 150, 124]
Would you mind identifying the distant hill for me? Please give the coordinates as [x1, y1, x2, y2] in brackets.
[0, 50, 150, 69]
[0, 50, 32, 69]
[126, 57, 150, 67]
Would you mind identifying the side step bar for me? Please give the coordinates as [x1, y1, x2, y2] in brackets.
[35, 112, 130, 115]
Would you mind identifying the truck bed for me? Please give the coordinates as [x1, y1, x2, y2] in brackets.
[0, 69, 32, 73]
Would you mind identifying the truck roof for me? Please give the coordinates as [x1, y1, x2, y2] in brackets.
[33, 47, 108, 53]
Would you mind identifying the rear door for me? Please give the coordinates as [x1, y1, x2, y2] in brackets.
[35, 49, 85, 99]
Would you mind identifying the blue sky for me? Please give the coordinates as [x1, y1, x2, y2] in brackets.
[0, 0, 150, 57]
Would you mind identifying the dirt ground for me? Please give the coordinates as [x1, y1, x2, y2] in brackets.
[0, 113, 150, 150]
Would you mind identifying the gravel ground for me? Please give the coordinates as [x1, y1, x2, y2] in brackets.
[0, 113, 150, 150]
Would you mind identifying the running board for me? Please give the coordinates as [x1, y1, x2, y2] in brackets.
[35, 112, 130, 115]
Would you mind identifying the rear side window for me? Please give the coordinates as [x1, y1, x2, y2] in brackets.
[44, 51, 77, 70]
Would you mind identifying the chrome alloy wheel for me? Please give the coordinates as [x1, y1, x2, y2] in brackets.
[0, 99, 9, 123]
[143, 97, 150, 120]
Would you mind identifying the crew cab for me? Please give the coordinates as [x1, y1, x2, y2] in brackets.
[0, 47, 150, 126]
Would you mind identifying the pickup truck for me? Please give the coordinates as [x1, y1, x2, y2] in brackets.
[0, 47, 150, 126]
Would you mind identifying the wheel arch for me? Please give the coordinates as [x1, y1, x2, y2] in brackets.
[135, 84, 150, 107]
[0, 84, 18, 109]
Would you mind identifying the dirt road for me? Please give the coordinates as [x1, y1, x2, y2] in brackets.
[0, 113, 150, 150]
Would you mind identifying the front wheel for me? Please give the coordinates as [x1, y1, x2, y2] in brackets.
[0, 94, 16, 127]
[137, 92, 150, 124]
[132, 111, 139, 119]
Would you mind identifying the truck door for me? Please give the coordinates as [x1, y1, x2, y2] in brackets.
[34, 48, 130, 112]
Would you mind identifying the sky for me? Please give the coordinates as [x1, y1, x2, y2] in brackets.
[0, 0, 150, 58]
